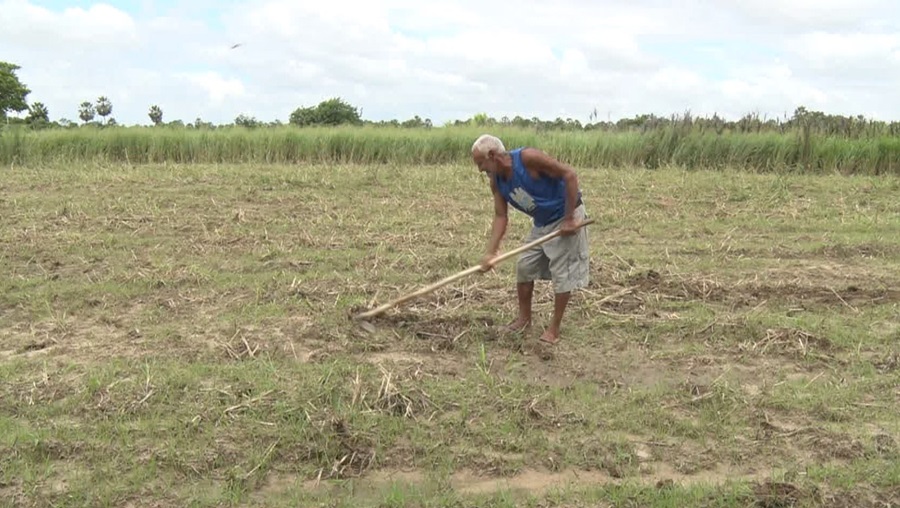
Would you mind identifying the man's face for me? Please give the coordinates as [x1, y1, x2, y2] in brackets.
[473, 150, 498, 175]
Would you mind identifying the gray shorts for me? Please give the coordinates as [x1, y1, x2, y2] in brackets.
[516, 204, 590, 293]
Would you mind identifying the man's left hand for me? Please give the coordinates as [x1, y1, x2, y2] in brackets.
[560, 217, 579, 236]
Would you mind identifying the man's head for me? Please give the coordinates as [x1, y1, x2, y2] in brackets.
[471, 134, 508, 176]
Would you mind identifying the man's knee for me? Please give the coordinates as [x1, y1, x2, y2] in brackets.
[517, 252, 550, 283]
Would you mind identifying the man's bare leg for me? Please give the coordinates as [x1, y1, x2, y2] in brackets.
[540, 291, 571, 344]
[506, 281, 533, 332]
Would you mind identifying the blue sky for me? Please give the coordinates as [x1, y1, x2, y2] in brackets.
[3, 0, 899, 126]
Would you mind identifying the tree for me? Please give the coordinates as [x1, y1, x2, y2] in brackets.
[289, 105, 317, 126]
[95, 96, 113, 123]
[315, 97, 361, 125]
[26, 101, 49, 126]
[401, 115, 425, 128]
[148, 105, 163, 125]
[194, 117, 213, 129]
[78, 101, 95, 124]
[289, 97, 362, 126]
[234, 114, 261, 128]
[0, 61, 31, 120]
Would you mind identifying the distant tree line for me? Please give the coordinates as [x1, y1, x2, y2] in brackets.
[3, 60, 900, 138]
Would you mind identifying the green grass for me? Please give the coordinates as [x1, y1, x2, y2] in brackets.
[0, 161, 898, 507]
[2, 124, 900, 174]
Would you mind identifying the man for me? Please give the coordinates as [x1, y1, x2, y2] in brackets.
[472, 134, 590, 345]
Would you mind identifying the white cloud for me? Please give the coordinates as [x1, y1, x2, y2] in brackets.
[0, 0, 138, 47]
[649, 67, 705, 92]
[789, 32, 900, 72]
[180, 72, 247, 104]
[1, 0, 898, 125]
[720, 63, 830, 118]
[715, 0, 897, 31]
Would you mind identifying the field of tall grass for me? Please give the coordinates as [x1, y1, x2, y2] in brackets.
[2, 124, 899, 174]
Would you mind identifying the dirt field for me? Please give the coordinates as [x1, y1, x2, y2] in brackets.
[1, 162, 898, 507]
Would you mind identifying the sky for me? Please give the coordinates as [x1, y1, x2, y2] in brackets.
[2, 0, 899, 126]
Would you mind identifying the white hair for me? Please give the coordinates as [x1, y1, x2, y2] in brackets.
[471, 134, 506, 155]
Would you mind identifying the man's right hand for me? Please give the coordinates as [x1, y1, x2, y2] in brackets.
[479, 253, 499, 272]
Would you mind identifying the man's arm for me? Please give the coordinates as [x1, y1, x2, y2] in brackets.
[521, 148, 580, 221]
[485, 176, 508, 256]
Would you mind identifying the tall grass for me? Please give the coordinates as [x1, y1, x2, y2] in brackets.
[2, 124, 898, 174]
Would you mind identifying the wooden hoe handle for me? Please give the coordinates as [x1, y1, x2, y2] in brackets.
[352, 218, 595, 320]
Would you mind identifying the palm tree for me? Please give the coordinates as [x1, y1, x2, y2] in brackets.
[148, 105, 163, 125]
[96, 96, 113, 122]
[78, 101, 95, 124]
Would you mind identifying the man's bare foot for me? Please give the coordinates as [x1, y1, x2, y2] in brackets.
[539, 328, 561, 344]
[504, 317, 531, 333]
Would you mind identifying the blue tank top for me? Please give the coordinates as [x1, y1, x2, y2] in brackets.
[494, 148, 580, 227]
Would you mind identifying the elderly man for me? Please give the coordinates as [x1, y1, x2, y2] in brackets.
[472, 134, 590, 344]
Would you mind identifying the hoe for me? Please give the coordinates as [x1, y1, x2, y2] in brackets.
[352, 219, 595, 326]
